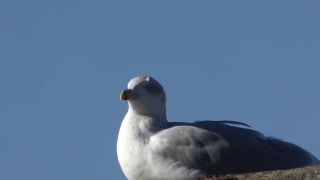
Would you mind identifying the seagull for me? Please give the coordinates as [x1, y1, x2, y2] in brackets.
[117, 76, 320, 180]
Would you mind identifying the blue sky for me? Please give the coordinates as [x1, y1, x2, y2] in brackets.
[1, 1, 319, 180]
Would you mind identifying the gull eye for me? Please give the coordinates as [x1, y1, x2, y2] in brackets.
[150, 85, 156, 91]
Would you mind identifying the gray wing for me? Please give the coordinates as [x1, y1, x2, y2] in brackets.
[150, 121, 320, 176]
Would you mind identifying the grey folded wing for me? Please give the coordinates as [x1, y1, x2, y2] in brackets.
[150, 121, 320, 176]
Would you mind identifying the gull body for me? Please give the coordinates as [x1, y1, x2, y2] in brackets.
[117, 76, 320, 180]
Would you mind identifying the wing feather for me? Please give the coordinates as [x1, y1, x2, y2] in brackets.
[150, 120, 319, 175]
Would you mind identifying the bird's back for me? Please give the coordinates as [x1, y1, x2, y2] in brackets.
[167, 121, 320, 175]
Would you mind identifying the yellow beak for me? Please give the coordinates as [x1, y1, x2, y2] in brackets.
[120, 89, 140, 101]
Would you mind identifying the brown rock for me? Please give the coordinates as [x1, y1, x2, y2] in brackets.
[192, 165, 320, 180]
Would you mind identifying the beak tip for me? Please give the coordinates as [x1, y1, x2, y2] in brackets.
[120, 90, 128, 101]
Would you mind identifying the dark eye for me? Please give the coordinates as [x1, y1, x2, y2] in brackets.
[150, 85, 156, 91]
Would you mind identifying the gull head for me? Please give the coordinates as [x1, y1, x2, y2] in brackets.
[120, 76, 166, 116]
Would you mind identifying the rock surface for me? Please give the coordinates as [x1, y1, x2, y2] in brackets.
[192, 165, 320, 180]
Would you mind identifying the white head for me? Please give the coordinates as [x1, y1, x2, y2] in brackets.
[120, 76, 167, 116]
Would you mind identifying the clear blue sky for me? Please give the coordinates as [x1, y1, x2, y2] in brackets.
[1, 1, 319, 180]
